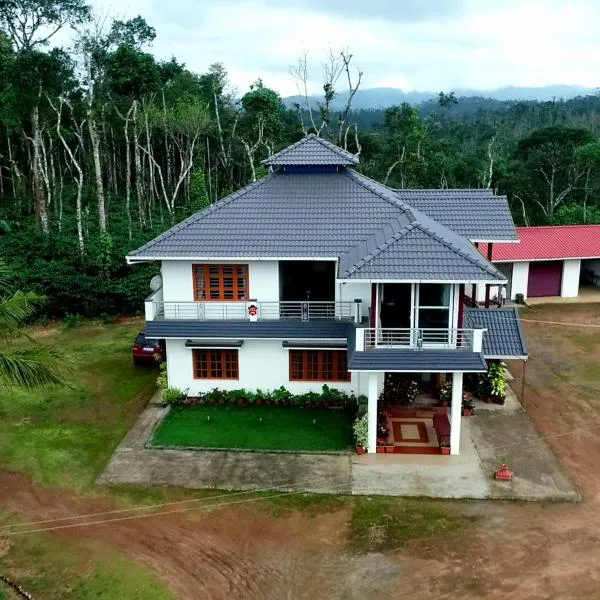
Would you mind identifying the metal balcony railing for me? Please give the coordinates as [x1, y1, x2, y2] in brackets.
[147, 300, 357, 322]
[362, 328, 477, 351]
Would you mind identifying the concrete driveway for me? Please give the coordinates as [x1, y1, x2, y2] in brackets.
[98, 392, 579, 502]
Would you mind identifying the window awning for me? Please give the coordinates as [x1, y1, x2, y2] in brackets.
[185, 340, 243, 348]
[282, 341, 347, 350]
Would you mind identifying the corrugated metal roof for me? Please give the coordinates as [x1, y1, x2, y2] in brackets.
[262, 134, 359, 166]
[463, 307, 528, 359]
[396, 189, 518, 242]
[480, 225, 600, 261]
[146, 320, 351, 340]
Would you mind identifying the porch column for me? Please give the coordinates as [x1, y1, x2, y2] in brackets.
[450, 371, 463, 455]
[367, 372, 379, 453]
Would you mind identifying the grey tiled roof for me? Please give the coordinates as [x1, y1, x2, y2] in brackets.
[348, 348, 488, 372]
[146, 320, 351, 340]
[463, 307, 528, 359]
[262, 134, 359, 166]
[396, 189, 518, 242]
[129, 137, 512, 283]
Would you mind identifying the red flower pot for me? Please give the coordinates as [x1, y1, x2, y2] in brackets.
[495, 464, 513, 481]
[237, 399, 245, 406]
[441, 447, 451, 455]
[356, 446, 366, 455]
[462, 408, 473, 416]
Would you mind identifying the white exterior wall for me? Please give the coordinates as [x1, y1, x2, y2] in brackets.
[166, 338, 368, 396]
[337, 281, 371, 319]
[161, 260, 280, 302]
[510, 261, 530, 300]
[561, 259, 581, 297]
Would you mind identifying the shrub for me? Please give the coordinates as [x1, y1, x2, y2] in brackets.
[353, 413, 369, 450]
[156, 362, 168, 391]
[163, 387, 186, 404]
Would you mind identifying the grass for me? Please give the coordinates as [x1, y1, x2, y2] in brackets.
[0, 321, 157, 491]
[151, 404, 355, 451]
[350, 496, 473, 552]
[0, 514, 175, 600]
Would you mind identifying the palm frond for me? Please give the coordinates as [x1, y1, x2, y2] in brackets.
[0, 291, 46, 342]
[0, 346, 66, 389]
[0, 259, 12, 291]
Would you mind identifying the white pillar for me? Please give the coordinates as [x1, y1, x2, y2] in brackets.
[472, 328, 485, 353]
[355, 327, 365, 351]
[367, 372, 379, 453]
[450, 371, 463, 455]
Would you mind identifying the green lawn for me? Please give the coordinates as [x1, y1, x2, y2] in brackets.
[151, 405, 355, 451]
[0, 321, 157, 491]
[0, 321, 176, 599]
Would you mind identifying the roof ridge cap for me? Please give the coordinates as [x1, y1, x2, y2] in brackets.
[416, 222, 500, 278]
[344, 170, 417, 218]
[343, 222, 417, 276]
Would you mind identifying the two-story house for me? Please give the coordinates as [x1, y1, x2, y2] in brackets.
[127, 135, 527, 455]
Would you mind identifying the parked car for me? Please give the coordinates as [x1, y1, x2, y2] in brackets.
[132, 331, 165, 365]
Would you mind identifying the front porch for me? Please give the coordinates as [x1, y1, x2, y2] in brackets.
[365, 371, 467, 455]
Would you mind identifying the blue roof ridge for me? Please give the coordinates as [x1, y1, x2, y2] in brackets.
[128, 173, 277, 257]
[262, 134, 359, 166]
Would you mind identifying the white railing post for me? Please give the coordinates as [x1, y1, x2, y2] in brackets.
[472, 328, 485, 352]
[355, 327, 366, 351]
[144, 300, 155, 321]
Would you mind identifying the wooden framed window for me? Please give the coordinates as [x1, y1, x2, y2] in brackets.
[193, 264, 249, 301]
[193, 349, 239, 379]
[289, 350, 350, 382]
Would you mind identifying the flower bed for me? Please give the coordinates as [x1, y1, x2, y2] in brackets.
[167, 385, 365, 410]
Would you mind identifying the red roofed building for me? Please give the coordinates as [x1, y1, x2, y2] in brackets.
[478, 225, 600, 300]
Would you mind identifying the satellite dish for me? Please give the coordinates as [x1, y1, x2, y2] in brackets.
[150, 275, 162, 292]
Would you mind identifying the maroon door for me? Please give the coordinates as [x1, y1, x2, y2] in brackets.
[527, 261, 563, 297]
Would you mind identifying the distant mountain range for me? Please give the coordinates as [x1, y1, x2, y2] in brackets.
[283, 85, 597, 110]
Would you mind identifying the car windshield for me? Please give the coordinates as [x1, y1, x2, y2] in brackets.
[136, 334, 159, 346]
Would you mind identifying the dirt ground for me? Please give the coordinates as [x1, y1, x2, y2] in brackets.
[3, 304, 600, 599]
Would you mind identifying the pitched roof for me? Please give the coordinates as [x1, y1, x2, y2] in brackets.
[128, 137, 512, 283]
[262, 134, 359, 166]
[480, 225, 600, 262]
[396, 189, 518, 242]
[463, 307, 528, 359]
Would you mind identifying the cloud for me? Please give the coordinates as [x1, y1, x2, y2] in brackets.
[87, 0, 600, 96]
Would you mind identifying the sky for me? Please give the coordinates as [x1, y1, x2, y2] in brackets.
[88, 0, 600, 97]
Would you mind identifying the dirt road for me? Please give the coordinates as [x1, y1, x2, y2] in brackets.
[3, 304, 600, 599]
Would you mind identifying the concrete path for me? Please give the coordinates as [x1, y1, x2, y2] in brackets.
[98, 405, 352, 494]
[98, 394, 580, 501]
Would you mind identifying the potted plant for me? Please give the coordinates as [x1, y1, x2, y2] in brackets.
[438, 382, 452, 407]
[462, 394, 475, 416]
[353, 413, 369, 454]
[440, 439, 450, 455]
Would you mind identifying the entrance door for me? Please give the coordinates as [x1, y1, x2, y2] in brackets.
[527, 261, 562, 297]
[380, 284, 411, 328]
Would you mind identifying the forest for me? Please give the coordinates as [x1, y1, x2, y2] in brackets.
[1, 0, 600, 318]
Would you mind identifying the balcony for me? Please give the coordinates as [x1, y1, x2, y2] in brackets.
[349, 327, 487, 373]
[145, 299, 359, 322]
[360, 328, 481, 351]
